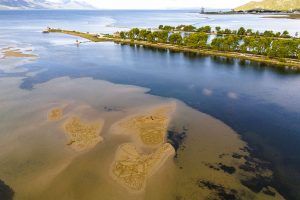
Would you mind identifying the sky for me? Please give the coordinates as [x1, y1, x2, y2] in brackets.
[80, 0, 255, 9]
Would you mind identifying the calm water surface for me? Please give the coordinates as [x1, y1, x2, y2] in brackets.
[0, 10, 300, 199]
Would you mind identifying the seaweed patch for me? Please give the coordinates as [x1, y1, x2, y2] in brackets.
[204, 162, 236, 174]
[197, 180, 240, 200]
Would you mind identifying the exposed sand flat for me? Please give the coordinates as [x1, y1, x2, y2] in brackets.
[0, 47, 38, 73]
[47, 107, 64, 121]
[111, 143, 175, 191]
[0, 77, 284, 200]
[113, 104, 175, 146]
[1, 47, 37, 59]
[63, 117, 104, 151]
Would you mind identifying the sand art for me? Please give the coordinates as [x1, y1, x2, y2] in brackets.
[118, 104, 175, 146]
[47, 107, 64, 121]
[111, 143, 175, 191]
[1, 47, 37, 59]
[63, 117, 104, 151]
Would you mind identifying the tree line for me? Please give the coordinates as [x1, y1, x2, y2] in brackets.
[118, 26, 300, 60]
[157, 25, 296, 39]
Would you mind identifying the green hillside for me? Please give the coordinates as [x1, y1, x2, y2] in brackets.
[235, 0, 300, 11]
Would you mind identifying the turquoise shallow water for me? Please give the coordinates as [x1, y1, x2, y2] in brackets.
[0, 10, 300, 200]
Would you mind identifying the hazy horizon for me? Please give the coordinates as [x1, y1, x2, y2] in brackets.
[84, 0, 253, 9]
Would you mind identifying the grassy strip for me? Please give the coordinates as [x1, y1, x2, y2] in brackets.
[46, 29, 300, 69]
[47, 29, 113, 42]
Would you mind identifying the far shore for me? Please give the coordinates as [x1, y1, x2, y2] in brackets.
[46, 28, 300, 70]
[262, 14, 300, 19]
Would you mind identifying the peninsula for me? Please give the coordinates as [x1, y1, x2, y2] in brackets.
[46, 26, 300, 69]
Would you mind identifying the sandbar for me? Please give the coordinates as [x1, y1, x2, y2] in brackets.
[1, 47, 37, 59]
[63, 116, 104, 151]
[47, 107, 64, 121]
[115, 104, 175, 146]
[111, 143, 175, 191]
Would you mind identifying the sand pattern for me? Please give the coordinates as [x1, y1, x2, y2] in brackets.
[111, 143, 174, 191]
[63, 117, 104, 151]
[119, 105, 175, 146]
[47, 108, 64, 121]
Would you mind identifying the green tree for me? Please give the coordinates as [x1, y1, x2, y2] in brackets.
[160, 25, 175, 31]
[132, 28, 140, 37]
[169, 33, 183, 45]
[138, 29, 150, 40]
[211, 35, 240, 52]
[120, 31, 126, 39]
[157, 31, 169, 43]
[238, 27, 246, 35]
[267, 40, 298, 58]
[275, 32, 281, 37]
[263, 31, 275, 37]
[246, 29, 253, 35]
[211, 37, 224, 50]
[146, 32, 155, 43]
[152, 31, 160, 42]
[184, 32, 208, 48]
[197, 26, 211, 33]
[176, 25, 185, 31]
[183, 25, 196, 32]
[224, 29, 232, 34]
[215, 26, 221, 33]
[128, 28, 140, 40]
[281, 30, 290, 38]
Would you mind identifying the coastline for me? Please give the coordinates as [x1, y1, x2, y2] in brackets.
[262, 14, 300, 19]
[47, 29, 300, 70]
[113, 39, 300, 69]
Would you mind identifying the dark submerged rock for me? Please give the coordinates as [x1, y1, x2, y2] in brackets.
[263, 188, 276, 196]
[0, 179, 14, 200]
[240, 175, 272, 193]
[167, 129, 187, 154]
[232, 153, 243, 159]
[218, 163, 236, 174]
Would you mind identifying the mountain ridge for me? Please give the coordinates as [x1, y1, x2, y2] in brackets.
[235, 0, 300, 11]
[0, 0, 95, 10]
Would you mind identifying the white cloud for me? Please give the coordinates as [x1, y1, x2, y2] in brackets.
[84, 0, 253, 9]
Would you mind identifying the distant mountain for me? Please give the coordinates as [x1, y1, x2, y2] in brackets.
[235, 0, 300, 11]
[0, 0, 95, 9]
